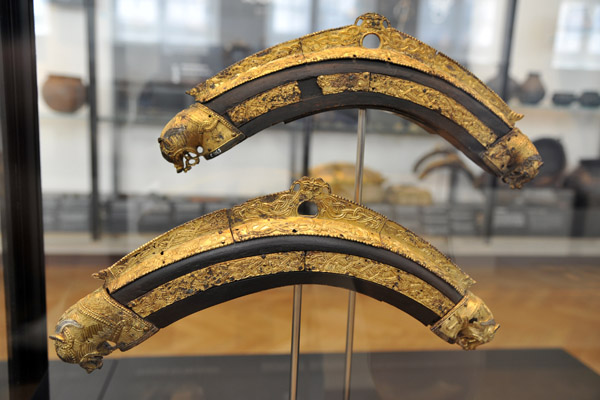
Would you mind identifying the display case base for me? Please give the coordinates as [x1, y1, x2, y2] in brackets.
[2, 349, 597, 399]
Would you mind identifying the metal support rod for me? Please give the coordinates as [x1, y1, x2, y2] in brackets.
[483, 0, 518, 240]
[0, 0, 49, 397]
[289, 116, 312, 400]
[86, 0, 101, 240]
[302, 116, 313, 177]
[289, 130, 298, 181]
[343, 109, 367, 400]
[290, 284, 303, 400]
[289, 4, 317, 396]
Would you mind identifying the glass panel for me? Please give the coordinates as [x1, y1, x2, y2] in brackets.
[35, 0, 600, 398]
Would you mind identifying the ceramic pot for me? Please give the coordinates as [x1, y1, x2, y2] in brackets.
[42, 74, 86, 113]
[485, 73, 520, 101]
[530, 138, 566, 187]
[579, 91, 600, 108]
[552, 92, 576, 106]
[565, 159, 600, 236]
[518, 72, 545, 105]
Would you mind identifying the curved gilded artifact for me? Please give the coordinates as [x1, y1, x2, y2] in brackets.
[51, 178, 498, 372]
[415, 152, 476, 182]
[159, 13, 541, 188]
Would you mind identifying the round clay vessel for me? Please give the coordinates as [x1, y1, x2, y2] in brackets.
[485, 73, 520, 101]
[579, 91, 600, 108]
[42, 74, 86, 113]
[518, 72, 545, 105]
[552, 92, 576, 106]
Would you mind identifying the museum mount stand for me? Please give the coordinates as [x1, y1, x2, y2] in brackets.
[289, 109, 367, 400]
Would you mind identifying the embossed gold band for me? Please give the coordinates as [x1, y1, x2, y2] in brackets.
[51, 178, 498, 372]
[158, 13, 541, 188]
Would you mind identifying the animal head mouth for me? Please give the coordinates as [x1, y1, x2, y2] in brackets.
[158, 114, 203, 173]
[50, 330, 77, 364]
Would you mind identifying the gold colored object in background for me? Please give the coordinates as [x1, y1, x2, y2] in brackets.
[310, 162, 386, 203]
[385, 185, 433, 206]
[51, 178, 498, 372]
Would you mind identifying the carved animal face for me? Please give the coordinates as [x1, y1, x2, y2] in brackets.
[158, 105, 212, 173]
[455, 300, 500, 350]
[158, 124, 203, 173]
[49, 289, 125, 373]
[50, 288, 158, 373]
[49, 315, 114, 373]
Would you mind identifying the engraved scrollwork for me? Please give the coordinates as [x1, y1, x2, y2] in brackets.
[129, 251, 456, 319]
[229, 177, 331, 223]
[102, 209, 234, 291]
[189, 13, 519, 127]
[228, 177, 387, 243]
[318, 72, 496, 146]
[354, 13, 391, 29]
[52, 177, 498, 372]
[101, 177, 472, 297]
[320, 198, 386, 231]
[380, 221, 475, 295]
[227, 81, 302, 126]
[130, 252, 305, 317]
[305, 252, 454, 316]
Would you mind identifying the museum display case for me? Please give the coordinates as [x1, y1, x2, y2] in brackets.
[2, 0, 600, 399]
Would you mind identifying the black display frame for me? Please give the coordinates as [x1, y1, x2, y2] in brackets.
[0, 0, 49, 398]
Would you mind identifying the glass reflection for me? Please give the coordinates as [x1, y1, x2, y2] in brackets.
[29, 0, 600, 398]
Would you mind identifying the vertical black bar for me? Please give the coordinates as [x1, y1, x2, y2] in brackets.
[0, 0, 49, 398]
[289, 129, 298, 183]
[483, 0, 518, 240]
[498, 0, 518, 101]
[301, 117, 313, 177]
[448, 168, 459, 205]
[86, 0, 101, 240]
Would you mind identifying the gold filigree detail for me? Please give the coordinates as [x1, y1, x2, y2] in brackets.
[158, 103, 244, 172]
[102, 209, 234, 292]
[49, 288, 157, 373]
[482, 127, 543, 189]
[431, 291, 499, 350]
[318, 72, 496, 146]
[129, 251, 454, 318]
[379, 221, 474, 294]
[53, 177, 497, 372]
[130, 252, 305, 317]
[101, 177, 471, 295]
[189, 13, 520, 127]
[318, 72, 371, 94]
[227, 81, 302, 126]
[228, 177, 387, 245]
[304, 252, 454, 316]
